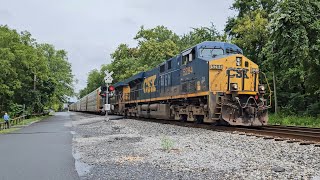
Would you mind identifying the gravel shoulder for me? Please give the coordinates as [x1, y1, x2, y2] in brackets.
[70, 112, 320, 180]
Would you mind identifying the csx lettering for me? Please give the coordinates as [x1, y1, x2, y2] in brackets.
[143, 75, 157, 93]
[182, 66, 193, 76]
[227, 69, 249, 79]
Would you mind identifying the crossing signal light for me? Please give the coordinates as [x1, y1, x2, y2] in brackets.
[101, 85, 107, 92]
[108, 85, 115, 92]
[100, 84, 107, 97]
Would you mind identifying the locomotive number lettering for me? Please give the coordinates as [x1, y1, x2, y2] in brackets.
[143, 75, 157, 93]
[227, 68, 249, 79]
[182, 66, 193, 76]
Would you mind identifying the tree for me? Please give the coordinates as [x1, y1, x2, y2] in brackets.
[179, 24, 225, 50]
[134, 25, 180, 44]
[39, 45, 74, 109]
[134, 26, 180, 68]
[109, 44, 141, 82]
[230, 0, 278, 18]
[225, 0, 279, 64]
[231, 11, 268, 64]
[264, 0, 320, 115]
[0, 25, 74, 113]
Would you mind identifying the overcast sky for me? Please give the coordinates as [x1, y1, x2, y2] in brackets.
[0, 0, 236, 92]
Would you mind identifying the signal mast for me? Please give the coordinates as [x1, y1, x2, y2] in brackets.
[103, 70, 114, 120]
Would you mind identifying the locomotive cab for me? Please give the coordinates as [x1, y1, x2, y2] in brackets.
[208, 54, 270, 126]
[180, 41, 270, 126]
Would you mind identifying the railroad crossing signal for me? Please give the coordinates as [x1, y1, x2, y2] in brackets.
[104, 70, 114, 84]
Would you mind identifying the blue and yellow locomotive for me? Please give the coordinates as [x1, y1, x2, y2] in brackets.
[109, 41, 270, 126]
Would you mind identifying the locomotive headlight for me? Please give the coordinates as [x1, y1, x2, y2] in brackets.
[236, 57, 242, 66]
[231, 83, 238, 91]
[251, 68, 259, 73]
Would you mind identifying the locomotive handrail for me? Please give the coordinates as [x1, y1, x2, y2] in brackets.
[260, 71, 272, 108]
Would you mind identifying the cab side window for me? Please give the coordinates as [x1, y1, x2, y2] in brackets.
[182, 48, 195, 65]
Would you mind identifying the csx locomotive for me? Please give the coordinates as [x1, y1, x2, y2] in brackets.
[70, 41, 270, 126]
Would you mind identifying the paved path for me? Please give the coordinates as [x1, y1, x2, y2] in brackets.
[0, 112, 79, 180]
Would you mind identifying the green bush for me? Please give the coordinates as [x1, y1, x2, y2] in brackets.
[8, 103, 24, 117]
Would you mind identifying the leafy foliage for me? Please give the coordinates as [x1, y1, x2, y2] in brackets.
[264, 0, 320, 116]
[179, 24, 225, 50]
[226, 0, 278, 64]
[231, 10, 268, 64]
[0, 25, 74, 115]
[79, 24, 222, 98]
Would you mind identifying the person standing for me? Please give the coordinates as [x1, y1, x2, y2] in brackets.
[3, 112, 10, 129]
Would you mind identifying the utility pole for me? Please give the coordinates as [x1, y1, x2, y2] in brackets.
[33, 74, 37, 90]
[273, 71, 278, 114]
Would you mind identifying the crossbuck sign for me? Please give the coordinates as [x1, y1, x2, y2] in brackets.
[104, 70, 114, 84]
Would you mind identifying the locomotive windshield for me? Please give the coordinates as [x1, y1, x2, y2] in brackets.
[200, 48, 224, 58]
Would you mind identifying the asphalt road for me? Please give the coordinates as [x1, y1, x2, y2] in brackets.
[0, 112, 79, 180]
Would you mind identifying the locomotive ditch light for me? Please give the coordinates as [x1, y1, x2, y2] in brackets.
[231, 83, 238, 91]
[236, 57, 242, 66]
[258, 84, 265, 94]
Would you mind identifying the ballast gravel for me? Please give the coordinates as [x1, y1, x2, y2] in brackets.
[70, 112, 320, 180]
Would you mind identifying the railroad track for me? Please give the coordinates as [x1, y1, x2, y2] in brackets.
[129, 117, 320, 145]
[232, 125, 320, 144]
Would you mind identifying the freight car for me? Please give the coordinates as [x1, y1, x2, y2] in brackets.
[69, 87, 106, 114]
[109, 41, 270, 126]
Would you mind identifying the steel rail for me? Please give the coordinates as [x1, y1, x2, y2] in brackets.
[232, 126, 320, 143]
[266, 125, 320, 132]
[130, 118, 320, 143]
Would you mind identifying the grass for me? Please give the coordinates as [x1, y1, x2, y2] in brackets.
[161, 136, 175, 152]
[0, 115, 49, 134]
[268, 113, 320, 128]
[48, 111, 55, 116]
[16, 116, 48, 126]
[0, 128, 21, 134]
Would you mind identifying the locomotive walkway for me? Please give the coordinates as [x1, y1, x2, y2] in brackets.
[0, 112, 79, 180]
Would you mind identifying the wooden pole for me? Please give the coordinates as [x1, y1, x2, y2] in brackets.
[273, 71, 278, 114]
[33, 74, 37, 90]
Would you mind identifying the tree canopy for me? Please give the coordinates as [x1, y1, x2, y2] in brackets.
[264, 0, 320, 115]
[0, 25, 74, 115]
